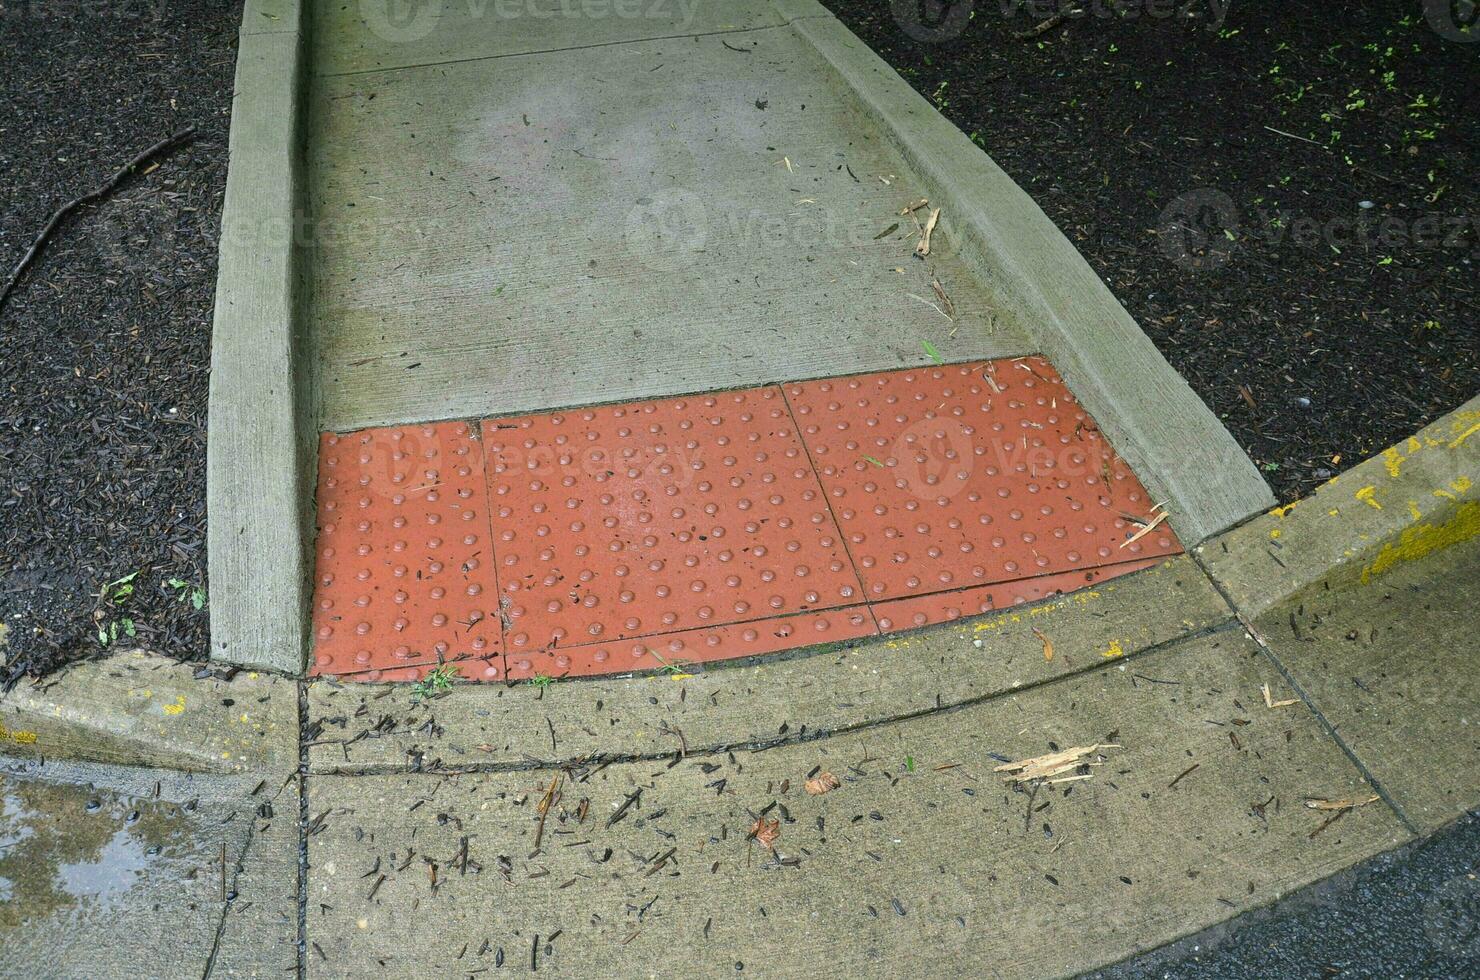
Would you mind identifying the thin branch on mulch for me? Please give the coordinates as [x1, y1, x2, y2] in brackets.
[1013, 8, 1083, 41]
[0, 125, 197, 314]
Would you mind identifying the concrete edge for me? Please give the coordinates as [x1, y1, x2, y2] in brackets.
[206, 0, 314, 674]
[0, 649, 298, 775]
[304, 554, 1231, 773]
[1200, 393, 1480, 618]
[787, 8, 1275, 545]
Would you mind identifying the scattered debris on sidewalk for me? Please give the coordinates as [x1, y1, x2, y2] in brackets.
[1305, 794, 1380, 811]
[804, 771, 841, 796]
[1262, 683, 1301, 709]
[1032, 627, 1054, 663]
[914, 207, 941, 257]
[995, 744, 1118, 784]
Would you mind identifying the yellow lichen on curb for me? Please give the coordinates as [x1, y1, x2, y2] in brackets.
[1361, 500, 1480, 585]
[1355, 486, 1382, 510]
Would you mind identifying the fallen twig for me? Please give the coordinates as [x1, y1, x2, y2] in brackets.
[914, 207, 941, 258]
[0, 126, 198, 313]
[995, 744, 1118, 783]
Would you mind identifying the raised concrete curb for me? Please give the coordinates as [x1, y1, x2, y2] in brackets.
[785, 0, 1274, 544]
[207, 0, 313, 674]
[0, 650, 298, 774]
[307, 556, 1228, 772]
[1201, 394, 1480, 617]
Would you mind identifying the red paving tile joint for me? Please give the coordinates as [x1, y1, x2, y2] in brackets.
[309, 359, 1181, 682]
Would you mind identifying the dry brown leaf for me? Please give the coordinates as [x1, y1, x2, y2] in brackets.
[748, 816, 781, 850]
[804, 772, 841, 796]
[1304, 794, 1380, 811]
[1032, 627, 1054, 663]
[994, 744, 1119, 784]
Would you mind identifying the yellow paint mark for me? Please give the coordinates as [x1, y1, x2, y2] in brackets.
[1355, 486, 1382, 510]
[1101, 639, 1126, 659]
[240, 713, 250, 724]
[1269, 528, 1282, 540]
[1327, 508, 1340, 517]
[0, 723, 38, 745]
[1269, 502, 1298, 517]
[162, 695, 186, 716]
[1361, 500, 1480, 585]
[1450, 422, 1480, 449]
[669, 673, 694, 681]
[1452, 476, 1473, 493]
[1381, 447, 1405, 479]
[1407, 500, 1423, 521]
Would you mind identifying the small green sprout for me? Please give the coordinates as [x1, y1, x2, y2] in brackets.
[166, 577, 208, 610]
[905, 755, 915, 772]
[102, 571, 139, 605]
[921, 339, 943, 364]
[862, 455, 885, 468]
[647, 649, 693, 677]
[529, 673, 554, 690]
[411, 663, 460, 700]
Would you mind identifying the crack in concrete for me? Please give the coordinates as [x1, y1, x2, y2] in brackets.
[199, 817, 260, 980]
[307, 619, 1240, 777]
[1189, 550, 1420, 837]
[295, 679, 310, 980]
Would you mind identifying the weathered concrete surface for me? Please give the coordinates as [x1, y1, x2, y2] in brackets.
[307, 20, 1031, 431]
[1201, 394, 1480, 619]
[313, 0, 799, 76]
[1255, 534, 1480, 835]
[0, 650, 297, 775]
[786, 4, 1273, 544]
[304, 632, 1405, 978]
[208, 1, 314, 674]
[306, 556, 1228, 772]
[0, 757, 298, 979]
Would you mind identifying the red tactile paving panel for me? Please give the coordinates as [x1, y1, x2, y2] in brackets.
[871, 557, 1165, 634]
[338, 606, 879, 684]
[784, 358, 1181, 604]
[309, 422, 501, 674]
[481, 387, 866, 659]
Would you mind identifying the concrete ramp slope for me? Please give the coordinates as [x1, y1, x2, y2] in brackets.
[207, 0, 1270, 672]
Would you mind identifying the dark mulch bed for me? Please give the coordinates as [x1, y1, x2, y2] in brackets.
[0, 1, 242, 684]
[826, 0, 1479, 501]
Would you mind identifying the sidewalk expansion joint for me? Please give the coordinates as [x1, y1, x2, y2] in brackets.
[295, 679, 310, 980]
[1189, 550, 1420, 837]
[307, 618, 1239, 778]
[322, 18, 826, 79]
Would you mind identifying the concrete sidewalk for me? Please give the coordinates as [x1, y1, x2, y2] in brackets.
[4, 2, 1477, 977]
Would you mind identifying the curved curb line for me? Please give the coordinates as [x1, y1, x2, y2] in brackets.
[1202, 393, 1480, 617]
[782, 0, 1274, 544]
[207, 0, 314, 674]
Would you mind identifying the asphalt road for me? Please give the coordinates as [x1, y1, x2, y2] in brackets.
[1092, 811, 1480, 979]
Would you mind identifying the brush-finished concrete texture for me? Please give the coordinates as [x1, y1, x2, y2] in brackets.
[207, 0, 313, 675]
[0, 757, 299, 979]
[306, 556, 1227, 772]
[304, 633, 1406, 978]
[1202, 394, 1480, 618]
[0, 650, 298, 775]
[1256, 535, 1480, 834]
[306, 21, 1031, 431]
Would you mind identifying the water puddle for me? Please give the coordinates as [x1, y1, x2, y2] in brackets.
[0, 771, 211, 932]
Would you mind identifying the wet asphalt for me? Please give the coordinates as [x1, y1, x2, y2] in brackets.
[1091, 810, 1480, 979]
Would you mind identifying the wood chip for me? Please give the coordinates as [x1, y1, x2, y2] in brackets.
[930, 278, 956, 320]
[1262, 683, 1300, 709]
[994, 744, 1119, 783]
[1304, 794, 1380, 811]
[898, 198, 929, 216]
[914, 208, 941, 258]
[804, 772, 841, 796]
[1119, 508, 1169, 549]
